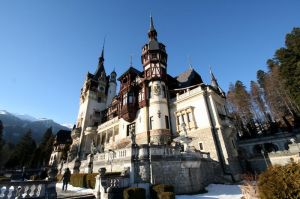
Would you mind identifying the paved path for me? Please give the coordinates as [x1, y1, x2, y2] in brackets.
[56, 183, 95, 199]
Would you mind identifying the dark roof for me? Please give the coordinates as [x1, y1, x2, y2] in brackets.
[117, 67, 142, 81]
[176, 67, 203, 88]
[55, 130, 72, 145]
[149, 40, 160, 50]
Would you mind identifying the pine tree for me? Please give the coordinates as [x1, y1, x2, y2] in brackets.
[30, 128, 54, 168]
[250, 81, 268, 121]
[5, 130, 36, 168]
[275, 28, 300, 111]
[227, 81, 256, 137]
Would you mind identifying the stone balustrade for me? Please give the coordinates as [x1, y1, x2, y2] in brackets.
[94, 167, 130, 199]
[0, 180, 56, 199]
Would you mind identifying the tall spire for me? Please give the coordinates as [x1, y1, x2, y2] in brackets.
[150, 13, 155, 31]
[95, 39, 106, 79]
[99, 37, 105, 63]
[210, 66, 219, 90]
[148, 14, 157, 40]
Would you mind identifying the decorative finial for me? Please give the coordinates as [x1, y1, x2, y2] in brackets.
[150, 13, 155, 31]
[209, 65, 216, 80]
[188, 55, 193, 69]
[101, 36, 106, 58]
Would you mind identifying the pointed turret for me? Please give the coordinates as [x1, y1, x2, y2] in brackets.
[210, 67, 225, 96]
[210, 67, 218, 89]
[94, 45, 106, 79]
[148, 15, 157, 41]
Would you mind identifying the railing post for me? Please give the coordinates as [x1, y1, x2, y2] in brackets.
[46, 165, 58, 199]
[94, 167, 107, 199]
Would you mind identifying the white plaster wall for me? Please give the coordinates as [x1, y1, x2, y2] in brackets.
[170, 91, 211, 132]
[135, 107, 148, 134]
[106, 82, 117, 107]
[148, 81, 170, 130]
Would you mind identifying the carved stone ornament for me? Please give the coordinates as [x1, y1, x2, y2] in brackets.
[153, 84, 161, 96]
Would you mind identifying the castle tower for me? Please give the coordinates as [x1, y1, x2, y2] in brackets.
[141, 16, 171, 144]
[74, 47, 109, 157]
[106, 70, 117, 107]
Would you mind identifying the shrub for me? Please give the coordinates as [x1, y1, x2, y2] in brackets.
[151, 184, 174, 199]
[123, 187, 146, 199]
[0, 176, 10, 182]
[158, 192, 175, 199]
[70, 173, 87, 188]
[86, 173, 98, 189]
[30, 175, 39, 180]
[258, 162, 300, 199]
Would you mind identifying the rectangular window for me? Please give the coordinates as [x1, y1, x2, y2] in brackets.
[123, 93, 127, 106]
[151, 54, 157, 59]
[94, 111, 101, 117]
[149, 116, 154, 130]
[187, 112, 192, 122]
[181, 115, 185, 123]
[128, 92, 134, 103]
[199, 142, 203, 150]
[148, 86, 152, 99]
[162, 85, 166, 98]
[138, 88, 144, 102]
[165, 115, 169, 129]
[127, 122, 135, 137]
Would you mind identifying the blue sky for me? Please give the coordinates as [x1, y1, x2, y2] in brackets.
[0, 1, 299, 125]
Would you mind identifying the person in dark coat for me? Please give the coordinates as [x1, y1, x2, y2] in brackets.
[62, 168, 71, 191]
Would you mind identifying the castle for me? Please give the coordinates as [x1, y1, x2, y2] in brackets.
[62, 17, 241, 194]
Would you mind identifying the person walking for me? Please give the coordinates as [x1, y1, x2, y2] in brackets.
[62, 168, 71, 191]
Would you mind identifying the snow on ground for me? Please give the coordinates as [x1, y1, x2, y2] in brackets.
[56, 182, 93, 193]
[55, 183, 242, 199]
[176, 184, 242, 199]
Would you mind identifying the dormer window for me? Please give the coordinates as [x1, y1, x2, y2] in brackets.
[151, 54, 157, 59]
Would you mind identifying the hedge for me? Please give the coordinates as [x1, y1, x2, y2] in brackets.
[56, 173, 98, 189]
[86, 173, 98, 189]
[258, 162, 300, 199]
[70, 173, 87, 188]
[123, 187, 146, 199]
[151, 184, 174, 199]
[158, 192, 175, 199]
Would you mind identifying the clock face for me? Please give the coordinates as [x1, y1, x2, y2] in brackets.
[153, 84, 161, 96]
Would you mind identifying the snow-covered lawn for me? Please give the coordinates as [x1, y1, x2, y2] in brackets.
[176, 184, 242, 199]
[56, 182, 93, 193]
[56, 183, 242, 199]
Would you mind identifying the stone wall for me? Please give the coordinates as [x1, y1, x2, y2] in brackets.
[151, 157, 222, 194]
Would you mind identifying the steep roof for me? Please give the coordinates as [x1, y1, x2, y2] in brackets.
[55, 130, 72, 145]
[176, 67, 203, 88]
[117, 67, 142, 81]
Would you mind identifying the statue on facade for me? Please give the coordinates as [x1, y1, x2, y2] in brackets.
[129, 126, 136, 145]
[90, 140, 97, 155]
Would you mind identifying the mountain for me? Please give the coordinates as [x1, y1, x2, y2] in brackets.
[0, 110, 71, 144]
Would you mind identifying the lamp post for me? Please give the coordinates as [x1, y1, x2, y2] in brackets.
[260, 148, 269, 168]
